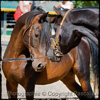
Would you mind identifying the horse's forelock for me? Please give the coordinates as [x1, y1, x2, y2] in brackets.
[25, 13, 39, 27]
[25, 7, 45, 27]
[24, 8, 50, 50]
[40, 21, 51, 49]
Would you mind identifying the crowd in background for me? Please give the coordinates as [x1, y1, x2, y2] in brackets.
[14, 1, 74, 21]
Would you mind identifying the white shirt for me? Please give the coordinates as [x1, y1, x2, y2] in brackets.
[23, 1, 33, 13]
[61, 1, 73, 9]
[23, 1, 33, 5]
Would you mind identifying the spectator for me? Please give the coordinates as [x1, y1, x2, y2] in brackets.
[56, 1, 74, 10]
[19, 1, 33, 14]
[14, 1, 33, 21]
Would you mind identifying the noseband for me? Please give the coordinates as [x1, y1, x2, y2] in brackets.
[52, 9, 71, 57]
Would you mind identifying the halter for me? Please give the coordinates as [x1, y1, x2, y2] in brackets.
[51, 9, 71, 57]
[2, 14, 54, 62]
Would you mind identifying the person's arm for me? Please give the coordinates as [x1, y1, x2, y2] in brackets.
[29, 3, 32, 11]
[71, 2, 74, 9]
[19, 1, 24, 13]
[55, 3, 61, 9]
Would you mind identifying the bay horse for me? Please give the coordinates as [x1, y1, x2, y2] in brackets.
[2, 7, 51, 99]
[2, 7, 95, 99]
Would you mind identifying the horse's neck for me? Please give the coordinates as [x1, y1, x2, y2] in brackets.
[71, 9, 98, 29]
[3, 26, 26, 59]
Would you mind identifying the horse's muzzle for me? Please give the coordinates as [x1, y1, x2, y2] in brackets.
[37, 63, 46, 70]
[32, 61, 47, 72]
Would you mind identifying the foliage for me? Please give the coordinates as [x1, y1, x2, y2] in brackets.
[73, 1, 99, 8]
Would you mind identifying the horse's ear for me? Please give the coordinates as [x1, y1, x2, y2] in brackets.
[53, 6, 61, 15]
[53, 6, 65, 17]
[39, 12, 48, 23]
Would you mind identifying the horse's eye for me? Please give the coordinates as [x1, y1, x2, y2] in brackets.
[35, 34, 39, 37]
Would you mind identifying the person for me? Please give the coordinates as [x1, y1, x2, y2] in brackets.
[14, 1, 33, 21]
[56, 1, 74, 10]
[19, 1, 33, 14]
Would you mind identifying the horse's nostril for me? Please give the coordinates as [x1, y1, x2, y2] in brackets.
[37, 63, 43, 69]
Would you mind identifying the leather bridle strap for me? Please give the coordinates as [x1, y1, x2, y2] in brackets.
[60, 9, 71, 28]
[51, 9, 71, 57]
[23, 14, 41, 56]
[56, 9, 71, 46]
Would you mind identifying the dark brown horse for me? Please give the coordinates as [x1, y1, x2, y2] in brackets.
[52, 6, 99, 94]
[53, 6, 99, 54]
[2, 7, 95, 99]
[2, 7, 51, 99]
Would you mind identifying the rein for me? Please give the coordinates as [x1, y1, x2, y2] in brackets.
[1, 56, 53, 62]
[51, 9, 71, 57]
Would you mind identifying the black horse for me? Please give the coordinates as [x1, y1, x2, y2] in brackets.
[51, 7, 99, 95]
[53, 7, 99, 54]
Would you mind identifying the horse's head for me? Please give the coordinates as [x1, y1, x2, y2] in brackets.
[53, 6, 81, 54]
[23, 13, 51, 72]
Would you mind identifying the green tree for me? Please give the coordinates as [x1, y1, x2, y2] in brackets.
[74, 1, 99, 8]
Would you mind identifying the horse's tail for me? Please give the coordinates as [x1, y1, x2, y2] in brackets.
[84, 37, 99, 94]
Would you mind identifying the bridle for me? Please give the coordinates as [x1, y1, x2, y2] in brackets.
[2, 11, 71, 62]
[23, 14, 40, 58]
[1, 14, 53, 62]
[23, 9, 71, 60]
[22, 14, 51, 60]
[51, 9, 71, 57]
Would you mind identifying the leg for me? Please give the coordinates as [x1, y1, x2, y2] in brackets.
[75, 71, 95, 99]
[73, 40, 95, 99]
[25, 72, 41, 100]
[74, 61, 95, 99]
[6, 80, 18, 99]
[26, 81, 35, 100]
[61, 70, 85, 99]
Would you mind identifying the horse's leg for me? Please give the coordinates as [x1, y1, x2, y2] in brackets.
[26, 80, 35, 100]
[75, 72, 94, 99]
[74, 63, 95, 99]
[6, 80, 18, 99]
[61, 71, 85, 99]
[72, 39, 95, 99]
[25, 72, 40, 100]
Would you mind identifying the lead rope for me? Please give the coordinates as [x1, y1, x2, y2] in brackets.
[51, 9, 71, 57]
